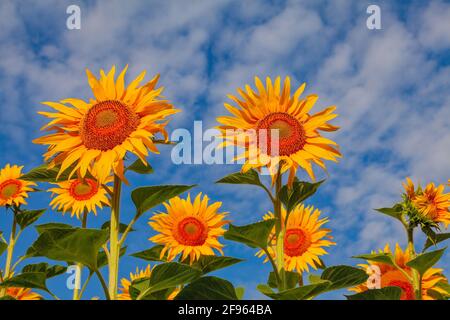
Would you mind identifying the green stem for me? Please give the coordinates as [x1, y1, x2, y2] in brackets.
[73, 210, 88, 300]
[118, 211, 140, 248]
[274, 168, 286, 291]
[0, 210, 17, 298]
[10, 256, 25, 275]
[96, 270, 111, 300]
[79, 272, 93, 300]
[405, 226, 422, 300]
[263, 247, 281, 286]
[108, 175, 122, 300]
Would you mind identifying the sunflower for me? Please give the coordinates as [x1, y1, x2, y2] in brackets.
[351, 243, 449, 300]
[5, 287, 41, 300]
[217, 77, 341, 185]
[118, 265, 179, 300]
[0, 164, 36, 207]
[33, 65, 179, 184]
[48, 175, 111, 218]
[149, 193, 228, 264]
[256, 204, 335, 273]
[402, 177, 416, 201]
[413, 182, 450, 228]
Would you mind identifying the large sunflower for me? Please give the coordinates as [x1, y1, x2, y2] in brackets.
[48, 175, 111, 218]
[0, 164, 36, 207]
[5, 287, 41, 300]
[217, 77, 341, 184]
[351, 243, 449, 300]
[256, 204, 335, 273]
[402, 178, 450, 227]
[118, 265, 179, 300]
[149, 193, 228, 264]
[33, 65, 179, 183]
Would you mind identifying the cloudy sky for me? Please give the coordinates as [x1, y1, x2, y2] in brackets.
[0, 0, 449, 299]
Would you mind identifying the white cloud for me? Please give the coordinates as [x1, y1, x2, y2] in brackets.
[418, 1, 450, 50]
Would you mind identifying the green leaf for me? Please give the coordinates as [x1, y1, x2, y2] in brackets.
[320, 265, 368, 291]
[235, 287, 245, 300]
[346, 287, 402, 300]
[130, 245, 167, 262]
[308, 274, 323, 284]
[268, 271, 299, 289]
[22, 263, 67, 279]
[279, 179, 324, 212]
[406, 247, 446, 276]
[127, 159, 153, 174]
[0, 296, 16, 300]
[216, 170, 262, 186]
[224, 219, 275, 249]
[131, 185, 195, 215]
[101, 221, 134, 234]
[27, 228, 109, 270]
[16, 209, 46, 229]
[0, 272, 49, 293]
[423, 232, 450, 252]
[191, 256, 243, 274]
[175, 277, 238, 300]
[375, 204, 403, 220]
[20, 164, 59, 182]
[264, 266, 367, 299]
[257, 281, 331, 300]
[353, 253, 395, 266]
[35, 223, 74, 234]
[133, 262, 202, 300]
[21, 163, 93, 183]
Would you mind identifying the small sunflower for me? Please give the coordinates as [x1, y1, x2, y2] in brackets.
[256, 204, 335, 273]
[413, 182, 450, 228]
[351, 243, 449, 300]
[217, 77, 341, 185]
[118, 265, 179, 300]
[402, 177, 416, 201]
[149, 193, 228, 264]
[5, 287, 41, 300]
[33, 65, 179, 183]
[0, 164, 36, 207]
[48, 175, 111, 218]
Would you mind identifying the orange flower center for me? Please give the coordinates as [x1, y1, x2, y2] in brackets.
[69, 178, 99, 201]
[0, 179, 22, 200]
[174, 217, 208, 246]
[382, 270, 415, 300]
[389, 280, 415, 300]
[284, 228, 311, 257]
[80, 100, 140, 151]
[256, 112, 306, 156]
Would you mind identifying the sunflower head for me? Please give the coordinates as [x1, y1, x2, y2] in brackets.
[412, 182, 450, 228]
[0, 164, 36, 207]
[48, 175, 111, 218]
[217, 76, 341, 185]
[5, 287, 42, 300]
[256, 204, 335, 273]
[33, 65, 179, 184]
[351, 243, 449, 300]
[149, 193, 228, 264]
[402, 177, 416, 201]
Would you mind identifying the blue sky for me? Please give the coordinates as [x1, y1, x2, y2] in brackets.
[0, 0, 449, 299]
